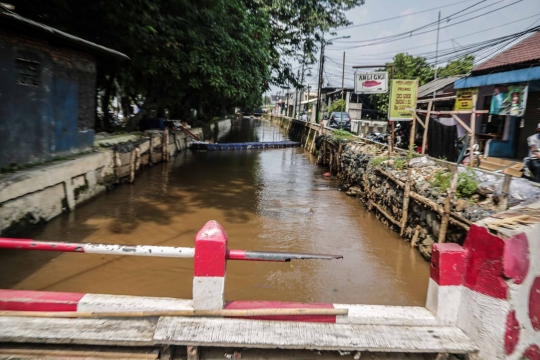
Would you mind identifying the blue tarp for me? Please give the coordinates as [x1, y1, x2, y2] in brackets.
[191, 141, 301, 151]
[454, 67, 540, 89]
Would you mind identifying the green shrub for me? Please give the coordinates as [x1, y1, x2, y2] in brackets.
[430, 168, 478, 198]
[394, 157, 405, 170]
[457, 168, 478, 198]
[370, 156, 388, 167]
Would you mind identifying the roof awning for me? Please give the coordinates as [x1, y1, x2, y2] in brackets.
[0, 6, 129, 60]
[454, 67, 540, 89]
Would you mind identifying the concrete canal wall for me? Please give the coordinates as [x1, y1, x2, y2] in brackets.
[0, 123, 213, 235]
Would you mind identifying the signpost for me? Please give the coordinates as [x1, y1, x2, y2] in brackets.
[454, 88, 479, 111]
[389, 79, 419, 121]
[354, 72, 388, 94]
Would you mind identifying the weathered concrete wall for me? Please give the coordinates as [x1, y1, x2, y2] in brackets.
[0, 128, 201, 235]
[427, 204, 540, 360]
[0, 151, 114, 235]
[0, 29, 96, 168]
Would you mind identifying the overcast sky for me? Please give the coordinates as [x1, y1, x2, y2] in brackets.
[269, 0, 540, 95]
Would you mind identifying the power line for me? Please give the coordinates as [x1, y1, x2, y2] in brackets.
[327, 13, 540, 55]
[333, 0, 496, 44]
[329, 0, 524, 50]
[336, 0, 479, 30]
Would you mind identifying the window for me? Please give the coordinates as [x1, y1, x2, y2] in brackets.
[15, 58, 40, 87]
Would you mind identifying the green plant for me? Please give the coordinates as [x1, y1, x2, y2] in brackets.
[370, 156, 389, 167]
[331, 129, 355, 142]
[431, 170, 451, 192]
[430, 168, 478, 198]
[394, 157, 405, 170]
[328, 99, 347, 113]
[457, 168, 478, 198]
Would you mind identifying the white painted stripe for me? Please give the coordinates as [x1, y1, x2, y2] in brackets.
[83, 244, 195, 258]
[78, 294, 193, 312]
[425, 278, 463, 326]
[456, 287, 509, 360]
[193, 276, 225, 310]
[334, 304, 440, 326]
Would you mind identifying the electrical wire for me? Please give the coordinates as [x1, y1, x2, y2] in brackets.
[327, 13, 540, 54]
[336, 0, 480, 30]
[328, 0, 524, 50]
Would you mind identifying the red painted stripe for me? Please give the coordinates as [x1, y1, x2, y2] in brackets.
[226, 249, 246, 260]
[194, 221, 228, 277]
[225, 300, 336, 323]
[0, 290, 85, 311]
[463, 225, 508, 300]
[430, 243, 468, 286]
[0, 238, 85, 253]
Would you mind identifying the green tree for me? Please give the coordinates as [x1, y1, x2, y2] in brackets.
[437, 55, 475, 78]
[14, 0, 365, 129]
[328, 99, 346, 113]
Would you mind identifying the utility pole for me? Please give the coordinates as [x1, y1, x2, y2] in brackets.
[340, 51, 345, 129]
[433, 11, 441, 99]
[294, 69, 300, 119]
[307, 84, 311, 122]
[315, 38, 325, 124]
[299, 60, 306, 117]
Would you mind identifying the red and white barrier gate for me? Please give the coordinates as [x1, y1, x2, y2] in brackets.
[0, 220, 342, 312]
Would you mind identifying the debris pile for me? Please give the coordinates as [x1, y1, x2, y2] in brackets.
[337, 141, 540, 259]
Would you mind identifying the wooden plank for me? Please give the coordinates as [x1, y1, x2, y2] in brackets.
[421, 101, 432, 155]
[334, 304, 439, 326]
[450, 114, 471, 134]
[154, 318, 477, 353]
[469, 94, 477, 168]
[0, 317, 156, 346]
[0, 348, 158, 359]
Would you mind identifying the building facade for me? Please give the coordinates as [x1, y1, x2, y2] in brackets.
[0, 6, 128, 167]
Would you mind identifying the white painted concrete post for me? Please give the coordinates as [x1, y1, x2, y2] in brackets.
[426, 243, 468, 325]
[192, 220, 228, 310]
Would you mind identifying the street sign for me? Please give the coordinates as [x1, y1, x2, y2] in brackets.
[389, 79, 419, 121]
[454, 88, 479, 111]
[354, 71, 388, 94]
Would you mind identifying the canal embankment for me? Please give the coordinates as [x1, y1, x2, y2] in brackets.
[0, 119, 232, 236]
[0, 117, 429, 305]
[272, 115, 540, 259]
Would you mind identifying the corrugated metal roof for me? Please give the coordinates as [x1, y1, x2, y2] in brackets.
[0, 5, 129, 60]
[473, 31, 540, 73]
[417, 75, 463, 98]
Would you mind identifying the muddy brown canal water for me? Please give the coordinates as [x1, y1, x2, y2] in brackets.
[0, 119, 429, 305]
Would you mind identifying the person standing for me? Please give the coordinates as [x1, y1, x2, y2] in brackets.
[527, 123, 540, 182]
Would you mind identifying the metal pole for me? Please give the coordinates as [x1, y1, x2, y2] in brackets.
[294, 69, 300, 119]
[341, 51, 345, 130]
[300, 60, 306, 117]
[0, 238, 343, 262]
[316, 39, 325, 124]
[390, 64, 395, 153]
[433, 11, 441, 99]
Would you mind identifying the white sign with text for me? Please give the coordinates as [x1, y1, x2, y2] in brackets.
[354, 72, 388, 94]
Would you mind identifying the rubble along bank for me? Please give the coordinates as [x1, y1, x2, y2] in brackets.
[271, 115, 540, 259]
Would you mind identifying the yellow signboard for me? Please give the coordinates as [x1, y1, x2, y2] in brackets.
[454, 88, 479, 111]
[389, 79, 419, 121]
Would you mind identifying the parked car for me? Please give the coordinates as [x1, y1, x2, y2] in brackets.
[328, 112, 351, 131]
